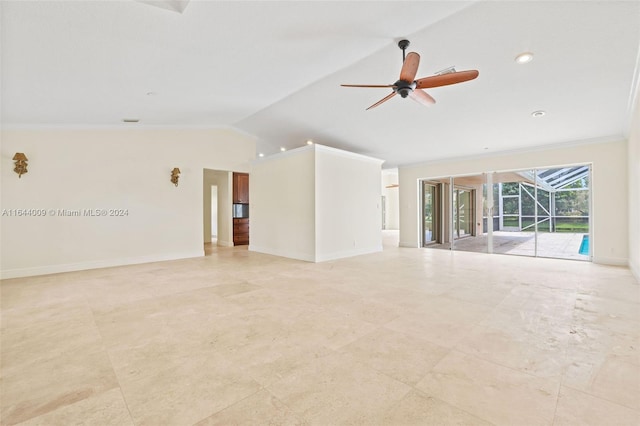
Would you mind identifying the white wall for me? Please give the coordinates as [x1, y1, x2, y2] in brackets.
[203, 170, 232, 247]
[399, 140, 628, 266]
[1, 128, 255, 278]
[249, 144, 383, 262]
[315, 146, 384, 261]
[249, 147, 316, 261]
[629, 88, 640, 280]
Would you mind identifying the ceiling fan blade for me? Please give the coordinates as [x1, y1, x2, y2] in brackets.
[366, 92, 396, 110]
[399, 52, 420, 82]
[409, 89, 436, 106]
[341, 84, 395, 88]
[415, 70, 479, 89]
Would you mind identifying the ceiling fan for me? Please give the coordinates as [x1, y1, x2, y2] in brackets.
[341, 40, 479, 110]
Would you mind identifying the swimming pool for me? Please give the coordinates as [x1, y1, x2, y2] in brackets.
[579, 235, 589, 255]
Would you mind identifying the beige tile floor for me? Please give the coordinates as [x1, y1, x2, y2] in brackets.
[1, 231, 639, 425]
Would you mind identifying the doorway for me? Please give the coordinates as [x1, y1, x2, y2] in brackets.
[421, 179, 476, 248]
[203, 169, 233, 249]
[210, 185, 218, 243]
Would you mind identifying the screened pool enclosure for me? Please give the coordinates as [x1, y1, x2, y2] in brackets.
[421, 165, 591, 261]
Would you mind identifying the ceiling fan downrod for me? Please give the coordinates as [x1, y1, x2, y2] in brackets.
[398, 39, 410, 62]
[396, 40, 414, 97]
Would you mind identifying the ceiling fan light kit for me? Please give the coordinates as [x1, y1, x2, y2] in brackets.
[341, 39, 479, 110]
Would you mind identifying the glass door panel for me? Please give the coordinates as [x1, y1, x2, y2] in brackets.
[455, 188, 473, 238]
[535, 166, 590, 260]
[452, 189, 458, 239]
[492, 170, 536, 257]
[450, 175, 487, 254]
[422, 182, 438, 246]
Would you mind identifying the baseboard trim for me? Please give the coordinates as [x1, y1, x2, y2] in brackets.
[592, 256, 628, 267]
[248, 245, 315, 262]
[630, 261, 640, 282]
[314, 246, 383, 262]
[0, 250, 204, 279]
[399, 240, 420, 248]
[248, 245, 383, 263]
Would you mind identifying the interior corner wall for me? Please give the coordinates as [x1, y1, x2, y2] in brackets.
[398, 140, 629, 266]
[249, 148, 316, 262]
[203, 169, 232, 247]
[315, 147, 383, 261]
[628, 89, 640, 280]
[0, 128, 255, 278]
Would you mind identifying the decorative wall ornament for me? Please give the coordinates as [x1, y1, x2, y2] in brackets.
[13, 153, 28, 178]
[171, 168, 181, 186]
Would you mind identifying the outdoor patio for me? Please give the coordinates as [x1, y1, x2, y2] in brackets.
[429, 231, 589, 261]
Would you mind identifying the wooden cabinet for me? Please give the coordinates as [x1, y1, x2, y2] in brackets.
[233, 173, 249, 204]
[232, 172, 250, 246]
[233, 218, 249, 246]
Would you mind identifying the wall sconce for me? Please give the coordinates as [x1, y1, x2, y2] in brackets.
[13, 153, 28, 178]
[170, 167, 180, 186]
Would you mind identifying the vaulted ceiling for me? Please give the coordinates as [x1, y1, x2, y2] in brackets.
[2, 1, 639, 168]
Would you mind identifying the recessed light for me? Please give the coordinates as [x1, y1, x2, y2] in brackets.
[280, 147, 286, 152]
[531, 110, 546, 117]
[306, 140, 313, 145]
[258, 153, 264, 157]
[515, 52, 534, 64]
[122, 118, 139, 123]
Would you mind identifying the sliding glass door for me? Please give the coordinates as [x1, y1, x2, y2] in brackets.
[421, 177, 479, 251]
[420, 164, 591, 261]
[453, 188, 473, 239]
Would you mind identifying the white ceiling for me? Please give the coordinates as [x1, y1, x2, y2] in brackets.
[2, 1, 639, 168]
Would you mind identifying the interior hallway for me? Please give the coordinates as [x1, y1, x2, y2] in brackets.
[1, 231, 638, 425]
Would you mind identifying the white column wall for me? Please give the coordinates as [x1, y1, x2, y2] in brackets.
[249, 144, 383, 262]
[249, 148, 316, 261]
[315, 146, 383, 261]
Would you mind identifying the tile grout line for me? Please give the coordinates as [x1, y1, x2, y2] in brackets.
[86, 292, 138, 426]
